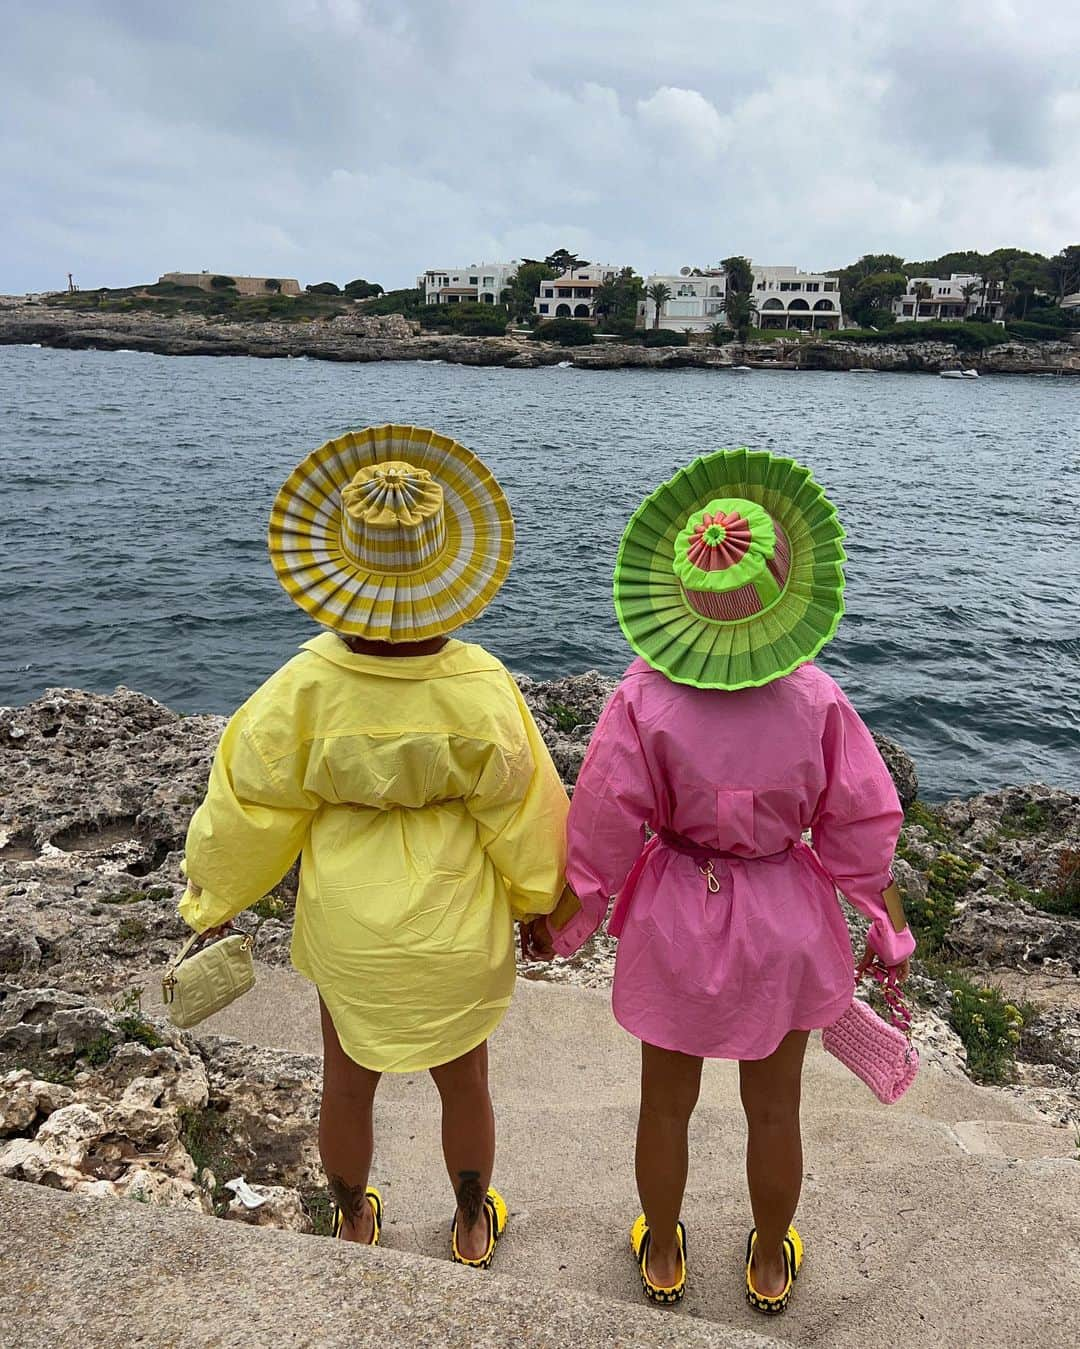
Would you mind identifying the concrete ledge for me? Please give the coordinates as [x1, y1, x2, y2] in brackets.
[0, 1180, 780, 1349]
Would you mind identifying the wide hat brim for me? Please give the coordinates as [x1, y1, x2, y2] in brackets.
[268, 425, 514, 640]
[614, 449, 846, 690]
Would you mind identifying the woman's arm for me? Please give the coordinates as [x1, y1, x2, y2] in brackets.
[180, 704, 317, 932]
[549, 686, 656, 956]
[811, 688, 915, 968]
[466, 679, 571, 921]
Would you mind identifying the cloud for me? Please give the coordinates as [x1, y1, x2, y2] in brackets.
[1, 0, 1078, 294]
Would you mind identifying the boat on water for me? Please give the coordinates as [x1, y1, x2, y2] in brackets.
[730, 364, 753, 371]
[940, 369, 980, 379]
[849, 367, 879, 374]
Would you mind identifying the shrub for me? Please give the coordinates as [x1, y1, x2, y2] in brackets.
[1005, 320, 1071, 342]
[943, 974, 1024, 1084]
[643, 329, 689, 347]
[264, 278, 281, 293]
[530, 318, 595, 346]
[416, 302, 510, 337]
[904, 850, 975, 955]
[598, 316, 639, 338]
[209, 275, 236, 290]
[344, 278, 383, 299]
[358, 287, 423, 316]
[306, 281, 341, 295]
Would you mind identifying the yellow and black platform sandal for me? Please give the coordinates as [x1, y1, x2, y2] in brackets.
[630, 1213, 688, 1305]
[450, 1186, 508, 1270]
[331, 1186, 383, 1245]
[745, 1226, 803, 1314]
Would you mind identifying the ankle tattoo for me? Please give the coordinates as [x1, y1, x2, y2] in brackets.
[329, 1173, 367, 1226]
[455, 1169, 485, 1228]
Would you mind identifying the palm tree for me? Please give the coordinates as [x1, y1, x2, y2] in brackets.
[724, 291, 757, 341]
[645, 282, 672, 329]
[708, 321, 730, 347]
[961, 281, 980, 317]
[912, 281, 932, 320]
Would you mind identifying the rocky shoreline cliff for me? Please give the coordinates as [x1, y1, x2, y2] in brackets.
[3, 302, 1079, 374]
[1, 678, 1077, 1229]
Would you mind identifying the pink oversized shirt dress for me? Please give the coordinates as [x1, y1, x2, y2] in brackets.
[552, 658, 916, 1060]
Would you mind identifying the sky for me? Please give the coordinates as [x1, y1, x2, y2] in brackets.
[3, 0, 1079, 295]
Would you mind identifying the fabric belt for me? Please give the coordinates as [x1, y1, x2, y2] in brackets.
[657, 827, 792, 867]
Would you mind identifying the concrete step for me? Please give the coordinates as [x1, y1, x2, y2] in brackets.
[124, 965, 1080, 1345]
[0, 1179, 779, 1349]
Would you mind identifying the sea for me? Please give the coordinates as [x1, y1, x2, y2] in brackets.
[1, 344, 1078, 800]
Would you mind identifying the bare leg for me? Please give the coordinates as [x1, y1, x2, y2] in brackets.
[318, 995, 381, 1242]
[739, 1029, 810, 1296]
[429, 1040, 495, 1261]
[636, 1041, 704, 1287]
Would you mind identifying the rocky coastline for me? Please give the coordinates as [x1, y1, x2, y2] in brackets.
[2, 301, 1079, 374]
[1, 677, 1077, 1230]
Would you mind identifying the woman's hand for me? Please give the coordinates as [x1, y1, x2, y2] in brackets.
[856, 942, 910, 984]
[518, 917, 555, 962]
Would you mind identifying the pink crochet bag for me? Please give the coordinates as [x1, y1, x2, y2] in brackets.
[822, 963, 919, 1104]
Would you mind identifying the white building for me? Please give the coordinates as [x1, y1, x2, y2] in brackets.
[753, 266, 843, 331]
[892, 273, 1004, 323]
[419, 262, 519, 306]
[640, 269, 727, 331]
[534, 264, 621, 321]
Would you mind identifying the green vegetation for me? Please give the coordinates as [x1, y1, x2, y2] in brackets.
[116, 917, 148, 944]
[644, 328, 688, 347]
[209, 275, 236, 290]
[301, 1187, 337, 1237]
[113, 989, 165, 1050]
[903, 799, 949, 844]
[548, 702, 584, 733]
[592, 267, 645, 329]
[252, 892, 287, 920]
[722, 257, 757, 340]
[55, 283, 351, 324]
[415, 302, 510, 336]
[343, 277, 383, 299]
[530, 318, 595, 346]
[0, 1048, 76, 1086]
[943, 972, 1024, 1084]
[263, 278, 281, 293]
[179, 1106, 247, 1214]
[708, 322, 735, 345]
[305, 281, 341, 295]
[644, 281, 672, 330]
[100, 885, 171, 905]
[829, 320, 1008, 351]
[904, 851, 976, 954]
[81, 1034, 114, 1066]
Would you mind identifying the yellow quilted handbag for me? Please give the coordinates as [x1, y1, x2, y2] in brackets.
[161, 929, 255, 1029]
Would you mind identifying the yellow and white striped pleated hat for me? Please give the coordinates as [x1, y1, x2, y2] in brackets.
[268, 425, 515, 641]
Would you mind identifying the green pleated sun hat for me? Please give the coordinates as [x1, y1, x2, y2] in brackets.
[613, 449, 847, 690]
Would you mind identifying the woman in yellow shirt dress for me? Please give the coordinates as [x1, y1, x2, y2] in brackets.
[179, 425, 569, 1266]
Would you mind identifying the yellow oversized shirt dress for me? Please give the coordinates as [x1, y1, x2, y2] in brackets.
[179, 633, 570, 1071]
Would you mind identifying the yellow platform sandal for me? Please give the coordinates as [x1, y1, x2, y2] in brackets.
[331, 1186, 383, 1245]
[630, 1213, 688, 1305]
[450, 1186, 508, 1270]
[745, 1226, 803, 1314]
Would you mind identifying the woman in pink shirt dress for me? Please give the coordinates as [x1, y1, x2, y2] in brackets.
[539, 450, 915, 1314]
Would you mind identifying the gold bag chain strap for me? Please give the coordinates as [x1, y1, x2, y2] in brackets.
[161, 925, 256, 1005]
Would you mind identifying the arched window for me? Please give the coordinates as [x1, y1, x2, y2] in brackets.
[787, 298, 810, 311]
[761, 298, 785, 310]
[813, 298, 834, 311]
[479, 292, 495, 305]
[573, 304, 590, 318]
[709, 285, 722, 296]
[555, 304, 572, 317]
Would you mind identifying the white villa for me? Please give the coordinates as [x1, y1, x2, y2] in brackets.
[640, 269, 727, 331]
[419, 262, 519, 305]
[534, 264, 621, 321]
[753, 266, 843, 331]
[892, 273, 1004, 323]
[640, 263, 843, 331]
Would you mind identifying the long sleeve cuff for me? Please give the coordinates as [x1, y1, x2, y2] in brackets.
[177, 883, 239, 933]
[550, 907, 602, 957]
[867, 919, 916, 967]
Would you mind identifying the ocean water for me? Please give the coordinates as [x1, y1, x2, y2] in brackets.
[1, 344, 1078, 800]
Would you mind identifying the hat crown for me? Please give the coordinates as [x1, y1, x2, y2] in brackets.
[339, 460, 447, 574]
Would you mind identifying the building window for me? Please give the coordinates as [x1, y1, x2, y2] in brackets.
[543, 289, 553, 298]
[824, 282, 836, 292]
[539, 303, 549, 314]
[469, 276, 478, 285]
[805, 282, 819, 292]
[483, 276, 494, 287]
[902, 304, 913, 316]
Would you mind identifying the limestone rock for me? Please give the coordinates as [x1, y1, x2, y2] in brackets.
[0, 1070, 73, 1135]
[224, 1182, 313, 1232]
